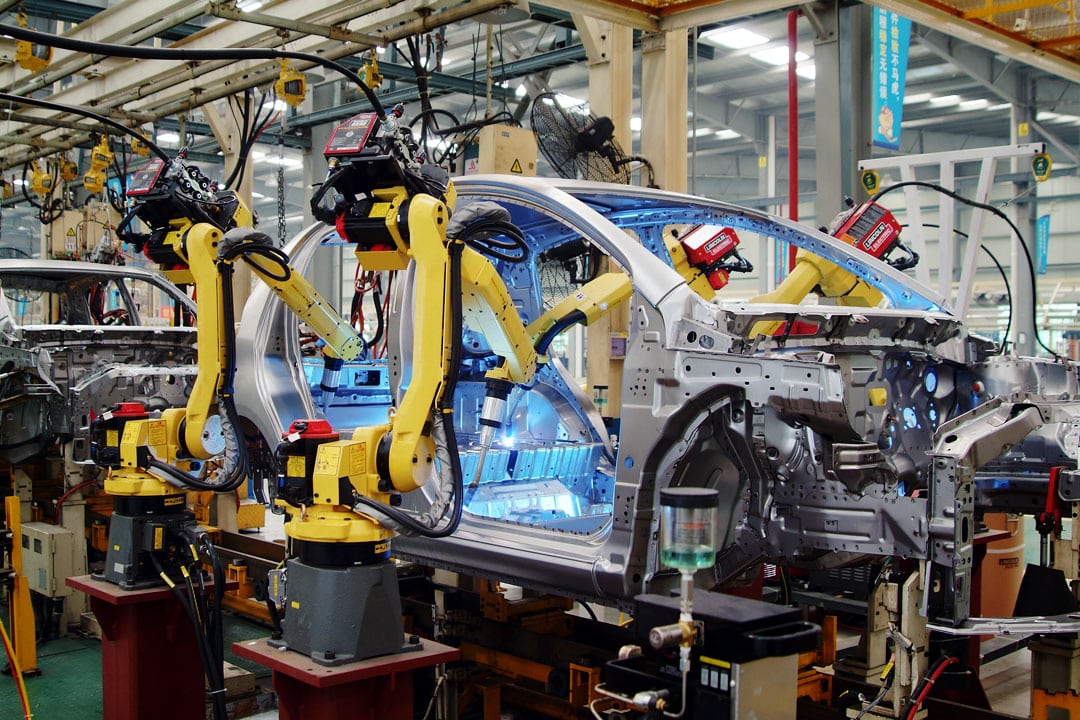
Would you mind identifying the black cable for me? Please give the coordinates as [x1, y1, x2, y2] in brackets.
[535, 310, 586, 356]
[149, 552, 225, 720]
[459, 219, 528, 263]
[903, 222, 1013, 355]
[351, 242, 466, 538]
[870, 180, 1059, 358]
[0, 24, 386, 120]
[980, 244, 1013, 355]
[0, 91, 170, 162]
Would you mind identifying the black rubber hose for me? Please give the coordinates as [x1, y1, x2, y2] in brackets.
[0, 91, 170, 162]
[534, 310, 587, 356]
[351, 241, 466, 538]
[148, 552, 226, 720]
[869, 179, 1058, 358]
[0, 24, 386, 120]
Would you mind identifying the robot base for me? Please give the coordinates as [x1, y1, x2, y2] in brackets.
[270, 559, 421, 666]
[96, 495, 197, 590]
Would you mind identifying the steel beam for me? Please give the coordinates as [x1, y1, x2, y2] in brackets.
[207, 3, 387, 46]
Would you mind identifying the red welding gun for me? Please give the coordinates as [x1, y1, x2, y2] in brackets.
[831, 199, 919, 270]
[679, 225, 754, 290]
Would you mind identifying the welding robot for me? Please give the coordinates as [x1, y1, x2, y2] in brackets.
[92, 149, 365, 589]
[750, 199, 919, 336]
[264, 106, 659, 665]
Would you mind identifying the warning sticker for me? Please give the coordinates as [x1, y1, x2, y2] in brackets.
[314, 445, 341, 476]
[510, 159, 523, 174]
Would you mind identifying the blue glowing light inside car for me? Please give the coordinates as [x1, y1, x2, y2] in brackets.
[924, 370, 937, 394]
[902, 407, 918, 430]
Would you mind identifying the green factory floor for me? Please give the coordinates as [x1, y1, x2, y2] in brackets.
[0, 609, 273, 719]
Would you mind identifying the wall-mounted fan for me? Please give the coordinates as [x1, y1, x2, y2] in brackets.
[530, 92, 656, 186]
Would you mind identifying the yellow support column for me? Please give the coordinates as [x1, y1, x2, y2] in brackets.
[5, 495, 38, 676]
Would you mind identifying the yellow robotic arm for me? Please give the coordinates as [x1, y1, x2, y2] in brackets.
[748, 201, 916, 337]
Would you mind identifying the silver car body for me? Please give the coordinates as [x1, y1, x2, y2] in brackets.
[0, 259, 197, 465]
[234, 175, 1079, 625]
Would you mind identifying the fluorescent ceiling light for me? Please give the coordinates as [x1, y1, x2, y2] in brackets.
[903, 92, 932, 105]
[687, 127, 713, 138]
[700, 27, 769, 49]
[1035, 110, 1078, 123]
[928, 94, 960, 107]
[715, 129, 740, 140]
[958, 99, 989, 111]
[157, 132, 180, 143]
[237, 0, 263, 10]
[515, 84, 527, 98]
[750, 47, 808, 66]
[795, 64, 815, 80]
[987, 103, 1010, 111]
[630, 116, 642, 132]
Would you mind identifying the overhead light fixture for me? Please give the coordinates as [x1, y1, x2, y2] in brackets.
[796, 65, 815, 80]
[903, 92, 933, 105]
[474, 0, 531, 25]
[715, 129, 740, 140]
[750, 47, 808, 66]
[958, 99, 989, 111]
[987, 103, 1011, 111]
[157, 132, 180, 144]
[687, 127, 714, 138]
[700, 27, 769, 49]
[630, 117, 642, 132]
[515, 84, 527, 98]
[929, 94, 960, 107]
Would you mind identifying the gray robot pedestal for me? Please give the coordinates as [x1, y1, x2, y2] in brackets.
[270, 558, 420, 666]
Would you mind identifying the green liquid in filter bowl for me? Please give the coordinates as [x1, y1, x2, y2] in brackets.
[660, 545, 715, 569]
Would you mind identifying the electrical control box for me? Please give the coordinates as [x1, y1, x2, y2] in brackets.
[465, 125, 538, 176]
[45, 209, 85, 260]
[20, 522, 76, 598]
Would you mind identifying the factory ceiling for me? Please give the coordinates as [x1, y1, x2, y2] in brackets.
[1, 0, 1080, 207]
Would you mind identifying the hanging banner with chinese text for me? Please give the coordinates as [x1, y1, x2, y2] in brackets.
[1037, 214, 1050, 274]
[871, 8, 911, 151]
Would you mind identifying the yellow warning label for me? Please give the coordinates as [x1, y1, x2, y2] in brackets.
[369, 202, 392, 218]
[107, 429, 119, 447]
[287, 455, 306, 478]
[66, 228, 76, 237]
[153, 527, 164, 550]
[164, 496, 183, 507]
[349, 442, 367, 476]
[148, 420, 167, 447]
[122, 422, 141, 444]
[313, 445, 341, 476]
[291, 600, 300, 609]
[374, 541, 390, 554]
[510, 159, 523, 174]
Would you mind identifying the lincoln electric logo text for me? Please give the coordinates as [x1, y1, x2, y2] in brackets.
[863, 223, 891, 252]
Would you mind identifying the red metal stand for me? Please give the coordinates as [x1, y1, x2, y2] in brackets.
[233, 637, 460, 720]
[67, 573, 232, 720]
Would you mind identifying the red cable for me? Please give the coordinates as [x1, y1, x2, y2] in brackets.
[906, 656, 958, 719]
[54, 479, 99, 521]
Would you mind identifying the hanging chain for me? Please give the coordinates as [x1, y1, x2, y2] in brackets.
[276, 137, 286, 246]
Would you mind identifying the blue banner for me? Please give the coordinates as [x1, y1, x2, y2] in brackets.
[871, 8, 911, 151]
[1036, 214, 1050, 274]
